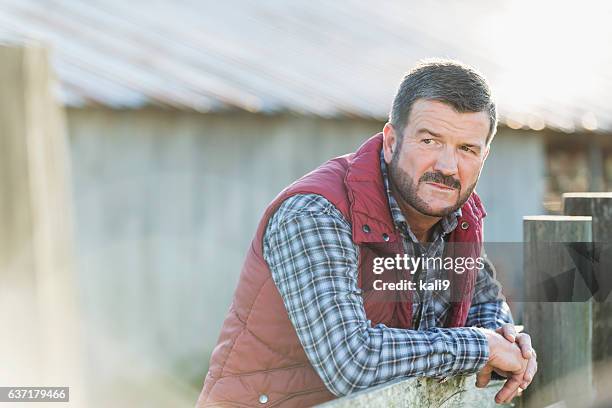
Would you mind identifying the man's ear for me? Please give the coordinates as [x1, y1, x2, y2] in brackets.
[382, 123, 397, 164]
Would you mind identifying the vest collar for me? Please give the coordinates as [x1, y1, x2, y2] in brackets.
[345, 133, 397, 244]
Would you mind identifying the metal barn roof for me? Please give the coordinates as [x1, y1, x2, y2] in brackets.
[1, 0, 611, 132]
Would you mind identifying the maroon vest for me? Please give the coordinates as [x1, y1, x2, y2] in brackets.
[197, 133, 486, 407]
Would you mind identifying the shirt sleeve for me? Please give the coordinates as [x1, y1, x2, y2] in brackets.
[465, 253, 514, 329]
[263, 194, 490, 396]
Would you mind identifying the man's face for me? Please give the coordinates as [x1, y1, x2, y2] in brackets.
[382, 99, 491, 217]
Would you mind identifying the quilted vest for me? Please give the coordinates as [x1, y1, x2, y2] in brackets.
[196, 133, 486, 407]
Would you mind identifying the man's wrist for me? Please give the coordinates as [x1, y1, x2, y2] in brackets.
[449, 327, 490, 375]
[476, 327, 498, 364]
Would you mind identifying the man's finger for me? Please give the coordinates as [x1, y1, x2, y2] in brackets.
[516, 333, 533, 359]
[476, 365, 493, 388]
[504, 388, 521, 404]
[495, 375, 522, 403]
[496, 378, 520, 404]
[521, 357, 538, 389]
[496, 324, 516, 343]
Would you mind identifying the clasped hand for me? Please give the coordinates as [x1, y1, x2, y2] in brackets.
[476, 324, 538, 404]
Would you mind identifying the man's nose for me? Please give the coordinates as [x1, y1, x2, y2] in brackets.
[433, 147, 459, 176]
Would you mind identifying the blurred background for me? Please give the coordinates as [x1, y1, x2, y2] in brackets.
[1, 0, 611, 407]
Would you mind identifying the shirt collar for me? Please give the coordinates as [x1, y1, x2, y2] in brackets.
[379, 149, 461, 241]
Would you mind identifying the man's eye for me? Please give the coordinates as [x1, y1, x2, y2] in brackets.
[460, 145, 474, 153]
[422, 139, 433, 144]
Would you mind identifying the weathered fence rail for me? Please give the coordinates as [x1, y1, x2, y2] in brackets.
[317, 376, 508, 408]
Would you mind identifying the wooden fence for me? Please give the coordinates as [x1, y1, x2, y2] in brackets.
[521, 193, 612, 407]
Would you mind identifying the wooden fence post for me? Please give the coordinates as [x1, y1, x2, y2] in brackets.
[0, 41, 84, 404]
[563, 192, 612, 394]
[522, 215, 594, 408]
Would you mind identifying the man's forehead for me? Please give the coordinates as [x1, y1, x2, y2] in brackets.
[407, 100, 490, 142]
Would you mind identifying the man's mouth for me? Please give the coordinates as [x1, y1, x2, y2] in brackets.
[425, 182, 456, 191]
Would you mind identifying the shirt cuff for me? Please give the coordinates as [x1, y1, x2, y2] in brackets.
[449, 327, 490, 375]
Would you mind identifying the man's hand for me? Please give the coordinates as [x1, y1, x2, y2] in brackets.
[495, 324, 538, 392]
[475, 328, 530, 404]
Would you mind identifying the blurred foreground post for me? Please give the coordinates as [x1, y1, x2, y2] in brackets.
[522, 216, 593, 407]
[0, 42, 84, 404]
[563, 192, 612, 395]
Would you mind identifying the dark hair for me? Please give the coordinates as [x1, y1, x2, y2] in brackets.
[389, 59, 497, 145]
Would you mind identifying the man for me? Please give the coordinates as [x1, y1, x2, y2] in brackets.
[197, 60, 537, 407]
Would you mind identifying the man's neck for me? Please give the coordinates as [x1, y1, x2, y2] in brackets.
[391, 185, 441, 243]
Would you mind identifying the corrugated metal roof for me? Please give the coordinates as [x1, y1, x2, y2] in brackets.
[1, 0, 611, 132]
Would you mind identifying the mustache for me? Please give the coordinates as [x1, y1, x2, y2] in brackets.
[419, 171, 461, 190]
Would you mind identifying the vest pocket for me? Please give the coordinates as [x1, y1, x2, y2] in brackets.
[266, 387, 334, 407]
[203, 364, 334, 407]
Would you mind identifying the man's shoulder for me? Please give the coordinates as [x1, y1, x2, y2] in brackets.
[266, 194, 350, 233]
[274, 193, 346, 220]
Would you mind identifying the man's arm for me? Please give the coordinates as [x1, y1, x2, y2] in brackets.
[263, 194, 490, 396]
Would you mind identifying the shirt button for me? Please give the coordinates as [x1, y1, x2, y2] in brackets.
[460, 221, 469, 230]
[382, 233, 390, 241]
[362, 224, 371, 233]
[259, 394, 269, 404]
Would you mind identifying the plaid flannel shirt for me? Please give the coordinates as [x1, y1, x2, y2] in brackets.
[262, 152, 513, 396]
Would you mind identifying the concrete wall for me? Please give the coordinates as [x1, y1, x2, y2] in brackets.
[65, 108, 544, 396]
[478, 129, 545, 241]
